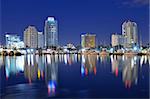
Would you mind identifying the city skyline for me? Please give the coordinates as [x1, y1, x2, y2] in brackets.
[0, 0, 149, 98]
[1, 0, 149, 46]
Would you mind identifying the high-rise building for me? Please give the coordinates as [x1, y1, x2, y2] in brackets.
[5, 34, 24, 49]
[81, 33, 96, 48]
[38, 32, 44, 48]
[44, 17, 58, 48]
[24, 26, 38, 48]
[111, 33, 126, 47]
[122, 20, 138, 47]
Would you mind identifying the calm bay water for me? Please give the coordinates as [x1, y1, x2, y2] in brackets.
[0, 54, 149, 98]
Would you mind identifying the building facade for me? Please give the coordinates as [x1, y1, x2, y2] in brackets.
[24, 26, 38, 48]
[111, 34, 126, 47]
[122, 20, 138, 47]
[81, 33, 96, 49]
[44, 17, 58, 48]
[38, 32, 44, 48]
[5, 34, 24, 49]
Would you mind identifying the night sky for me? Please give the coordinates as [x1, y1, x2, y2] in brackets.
[1, 0, 149, 46]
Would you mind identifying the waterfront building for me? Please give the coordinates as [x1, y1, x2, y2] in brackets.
[111, 33, 126, 47]
[66, 43, 76, 49]
[38, 32, 44, 48]
[5, 34, 24, 49]
[63, 43, 76, 53]
[44, 17, 58, 48]
[81, 33, 96, 49]
[24, 26, 38, 48]
[122, 20, 138, 48]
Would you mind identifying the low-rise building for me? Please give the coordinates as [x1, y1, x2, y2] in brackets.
[81, 33, 96, 49]
[5, 34, 24, 49]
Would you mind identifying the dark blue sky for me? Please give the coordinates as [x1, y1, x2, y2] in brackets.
[1, 0, 149, 46]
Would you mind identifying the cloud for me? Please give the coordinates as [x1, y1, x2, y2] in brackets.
[133, 0, 149, 5]
[122, 0, 149, 7]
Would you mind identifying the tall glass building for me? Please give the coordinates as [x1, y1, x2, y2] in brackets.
[38, 32, 44, 48]
[44, 17, 58, 48]
[122, 20, 138, 47]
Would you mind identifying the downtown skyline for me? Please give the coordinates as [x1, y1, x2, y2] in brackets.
[1, 0, 149, 46]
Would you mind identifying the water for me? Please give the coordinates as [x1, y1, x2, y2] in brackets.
[0, 54, 149, 98]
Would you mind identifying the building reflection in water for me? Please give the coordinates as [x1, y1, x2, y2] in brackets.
[63, 54, 78, 65]
[111, 55, 120, 77]
[4, 56, 25, 79]
[81, 55, 97, 76]
[99, 55, 109, 66]
[111, 55, 140, 88]
[1, 54, 150, 96]
[122, 55, 138, 88]
[140, 55, 149, 67]
[0, 56, 4, 69]
[25, 54, 58, 96]
[2, 55, 58, 97]
[148, 55, 150, 66]
[45, 55, 58, 96]
[36, 55, 45, 80]
[24, 54, 38, 84]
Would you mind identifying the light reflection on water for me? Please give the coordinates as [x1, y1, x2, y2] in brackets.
[0, 54, 149, 98]
[111, 55, 138, 88]
[81, 55, 97, 76]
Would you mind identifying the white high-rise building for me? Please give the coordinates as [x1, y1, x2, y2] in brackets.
[44, 17, 58, 48]
[111, 34, 125, 47]
[122, 20, 138, 47]
[24, 26, 38, 48]
[38, 32, 44, 48]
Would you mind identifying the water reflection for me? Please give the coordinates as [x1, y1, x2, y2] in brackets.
[110, 55, 149, 88]
[122, 56, 138, 88]
[0, 56, 4, 68]
[0, 54, 149, 97]
[45, 55, 58, 96]
[24, 55, 38, 83]
[111, 55, 120, 77]
[4, 56, 25, 79]
[81, 55, 97, 76]
[1, 55, 58, 97]
[99, 55, 109, 64]
[64, 54, 78, 65]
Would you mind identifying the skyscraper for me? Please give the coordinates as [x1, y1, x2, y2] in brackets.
[38, 32, 44, 48]
[44, 17, 58, 48]
[122, 20, 138, 47]
[81, 33, 96, 49]
[24, 26, 38, 48]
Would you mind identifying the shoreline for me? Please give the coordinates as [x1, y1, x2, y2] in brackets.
[0, 51, 149, 56]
